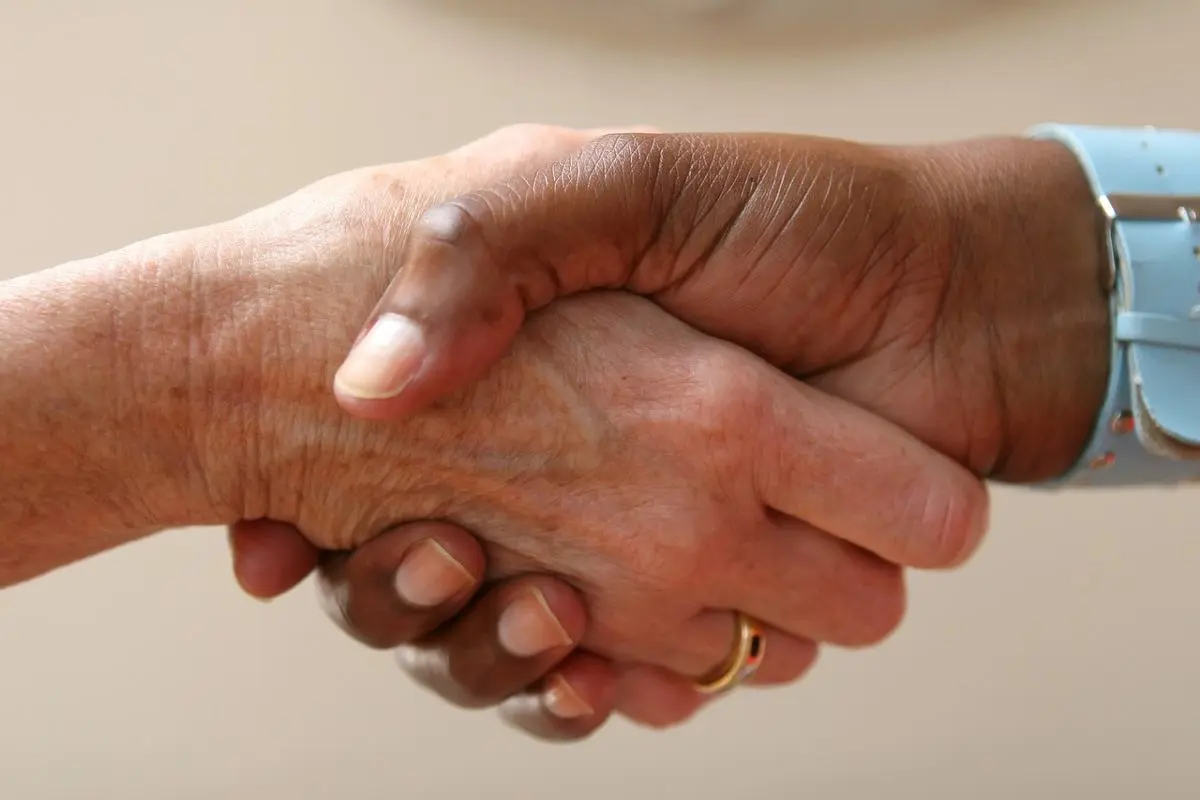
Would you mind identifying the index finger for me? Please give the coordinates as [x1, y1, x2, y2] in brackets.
[752, 366, 990, 569]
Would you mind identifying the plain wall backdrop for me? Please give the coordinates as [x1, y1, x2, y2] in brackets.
[0, 1, 1196, 798]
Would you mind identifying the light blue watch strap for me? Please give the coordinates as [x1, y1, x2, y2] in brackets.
[1027, 123, 1200, 487]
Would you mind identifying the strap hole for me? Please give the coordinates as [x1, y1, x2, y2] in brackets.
[1156, 164, 1167, 175]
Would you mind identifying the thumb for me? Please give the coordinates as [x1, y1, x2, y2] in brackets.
[332, 132, 686, 420]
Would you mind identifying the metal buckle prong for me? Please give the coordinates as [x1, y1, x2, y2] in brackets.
[1094, 193, 1200, 292]
[1099, 193, 1200, 222]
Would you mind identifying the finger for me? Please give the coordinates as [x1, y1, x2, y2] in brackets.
[752, 369, 991, 569]
[673, 613, 818, 685]
[395, 574, 586, 709]
[331, 131, 692, 419]
[612, 664, 712, 729]
[612, 635, 821, 730]
[593, 610, 817, 688]
[497, 651, 618, 742]
[718, 519, 908, 648]
[317, 521, 485, 649]
[227, 519, 321, 600]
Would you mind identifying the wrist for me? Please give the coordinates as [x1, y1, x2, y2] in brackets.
[100, 229, 245, 525]
[187, 189, 424, 528]
[924, 136, 1112, 482]
[0, 234, 226, 584]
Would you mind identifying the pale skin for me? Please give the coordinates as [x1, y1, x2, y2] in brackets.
[0, 126, 985, 717]
[234, 124, 1130, 736]
[332, 132, 1113, 481]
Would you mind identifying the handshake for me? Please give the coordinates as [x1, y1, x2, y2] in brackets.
[0, 123, 1127, 739]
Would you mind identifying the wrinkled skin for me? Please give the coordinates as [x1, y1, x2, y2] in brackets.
[339, 131, 1110, 483]
[270, 123, 1111, 737]
[210, 125, 990, 732]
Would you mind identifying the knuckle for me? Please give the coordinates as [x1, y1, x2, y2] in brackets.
[353, 165, 407, 201]
[392, 643, 431, 678]
[579, 130, 661, 170]
[575, 132, 670, 216]
[620, 517, 733, 598]
[918, 476, 990, 568]
[393, 645, 461, 699]
[395, 646, 511, 710]
[314, 576, 379, 648]
[443, 662, 521, 708]
[692, 345, 763, 417]
[337, 599, 409, 651]
[412, 198, 483, 248]
[562, 130, 688, 292]
[316, 559, 425, 651]
[684, 345, 765, 456]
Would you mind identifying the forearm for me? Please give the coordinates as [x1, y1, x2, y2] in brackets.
[0, 234, 217, 587]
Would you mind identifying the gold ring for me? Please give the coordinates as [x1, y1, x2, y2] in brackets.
[692, 613, 765, 695]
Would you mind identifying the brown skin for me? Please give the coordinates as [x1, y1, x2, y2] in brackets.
[4, 127, 983, 738]
[242, 129, 1112, 739]
[230, 519, 625, 740]
[5, 218, 933, 672]
[231, 519, 763, 739]
[335, 132, 1110, 482]
[0, 126, 1106, 743]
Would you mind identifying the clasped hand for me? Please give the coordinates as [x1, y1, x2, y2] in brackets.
[212, 124, 1000, 737]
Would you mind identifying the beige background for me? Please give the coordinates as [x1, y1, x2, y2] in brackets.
[1, 1, 1196, 798]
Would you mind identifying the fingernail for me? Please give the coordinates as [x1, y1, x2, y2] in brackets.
[334, 313, 426, 400]
[394, 540, 474, 607]
[543, 673, 593, 719]
[497, 589, 573, 657]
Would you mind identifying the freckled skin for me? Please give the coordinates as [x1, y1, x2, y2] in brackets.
[183, 126, 985, 672]
[214, 123, 1112, 734]
[4, 124, 1087, 694]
